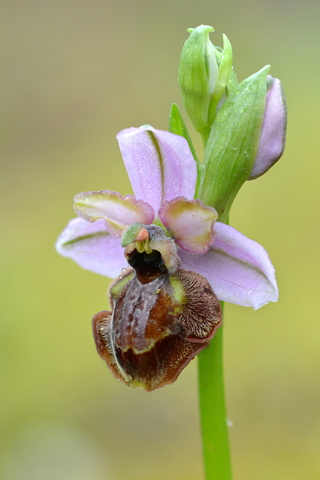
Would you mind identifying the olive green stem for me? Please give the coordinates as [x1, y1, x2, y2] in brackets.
[198, 303, 232, 480]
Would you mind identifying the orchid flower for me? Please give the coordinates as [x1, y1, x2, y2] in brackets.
[57, 126, 278, 309]
[56, 125, 278, 391]
[55, 22, 287, 480]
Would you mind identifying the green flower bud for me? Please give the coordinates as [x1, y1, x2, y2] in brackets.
[178, 25, 218, 135]
[197, 66, 270, 222]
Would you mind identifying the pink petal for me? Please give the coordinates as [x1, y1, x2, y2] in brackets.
[55, 217, 127, 277]
[178, 222, 278, 309]
[249, 76, 287, 179]
[73, 190, 155, 237]
[159, 197, 218, 254]
[117, 126, 197, 214]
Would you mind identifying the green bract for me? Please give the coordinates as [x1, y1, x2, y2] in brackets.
[197, 65, 270, 222]
[169, 103, 201, 193]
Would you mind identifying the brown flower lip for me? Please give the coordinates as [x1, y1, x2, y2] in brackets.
[92, 237, 222, 391]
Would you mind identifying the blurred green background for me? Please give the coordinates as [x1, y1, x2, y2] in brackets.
[1, 1, 319, 479]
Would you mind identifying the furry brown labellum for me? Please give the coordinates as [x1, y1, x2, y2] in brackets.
[92, 224, 222, 391]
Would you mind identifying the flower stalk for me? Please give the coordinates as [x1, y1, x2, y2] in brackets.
[198, 305, 232, 480]
[197, 117, 232, 478]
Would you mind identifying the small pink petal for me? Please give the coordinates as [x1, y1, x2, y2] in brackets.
[179, 222, 278, 309]
[55, 217, 127, 277]
[73, 190, 155, 237]
[117, 126, 197, 214]
[159, 197, 218, 254]
[249, 76, 287, 179]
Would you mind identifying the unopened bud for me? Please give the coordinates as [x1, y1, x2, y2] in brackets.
[178, 25, 218, 134]
[249, 76, 287, 179]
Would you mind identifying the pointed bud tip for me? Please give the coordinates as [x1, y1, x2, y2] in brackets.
[187, 25, 214, 35]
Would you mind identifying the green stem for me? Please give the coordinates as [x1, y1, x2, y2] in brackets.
[198, 302, 232, 480]
[197, 120, 232, 479]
